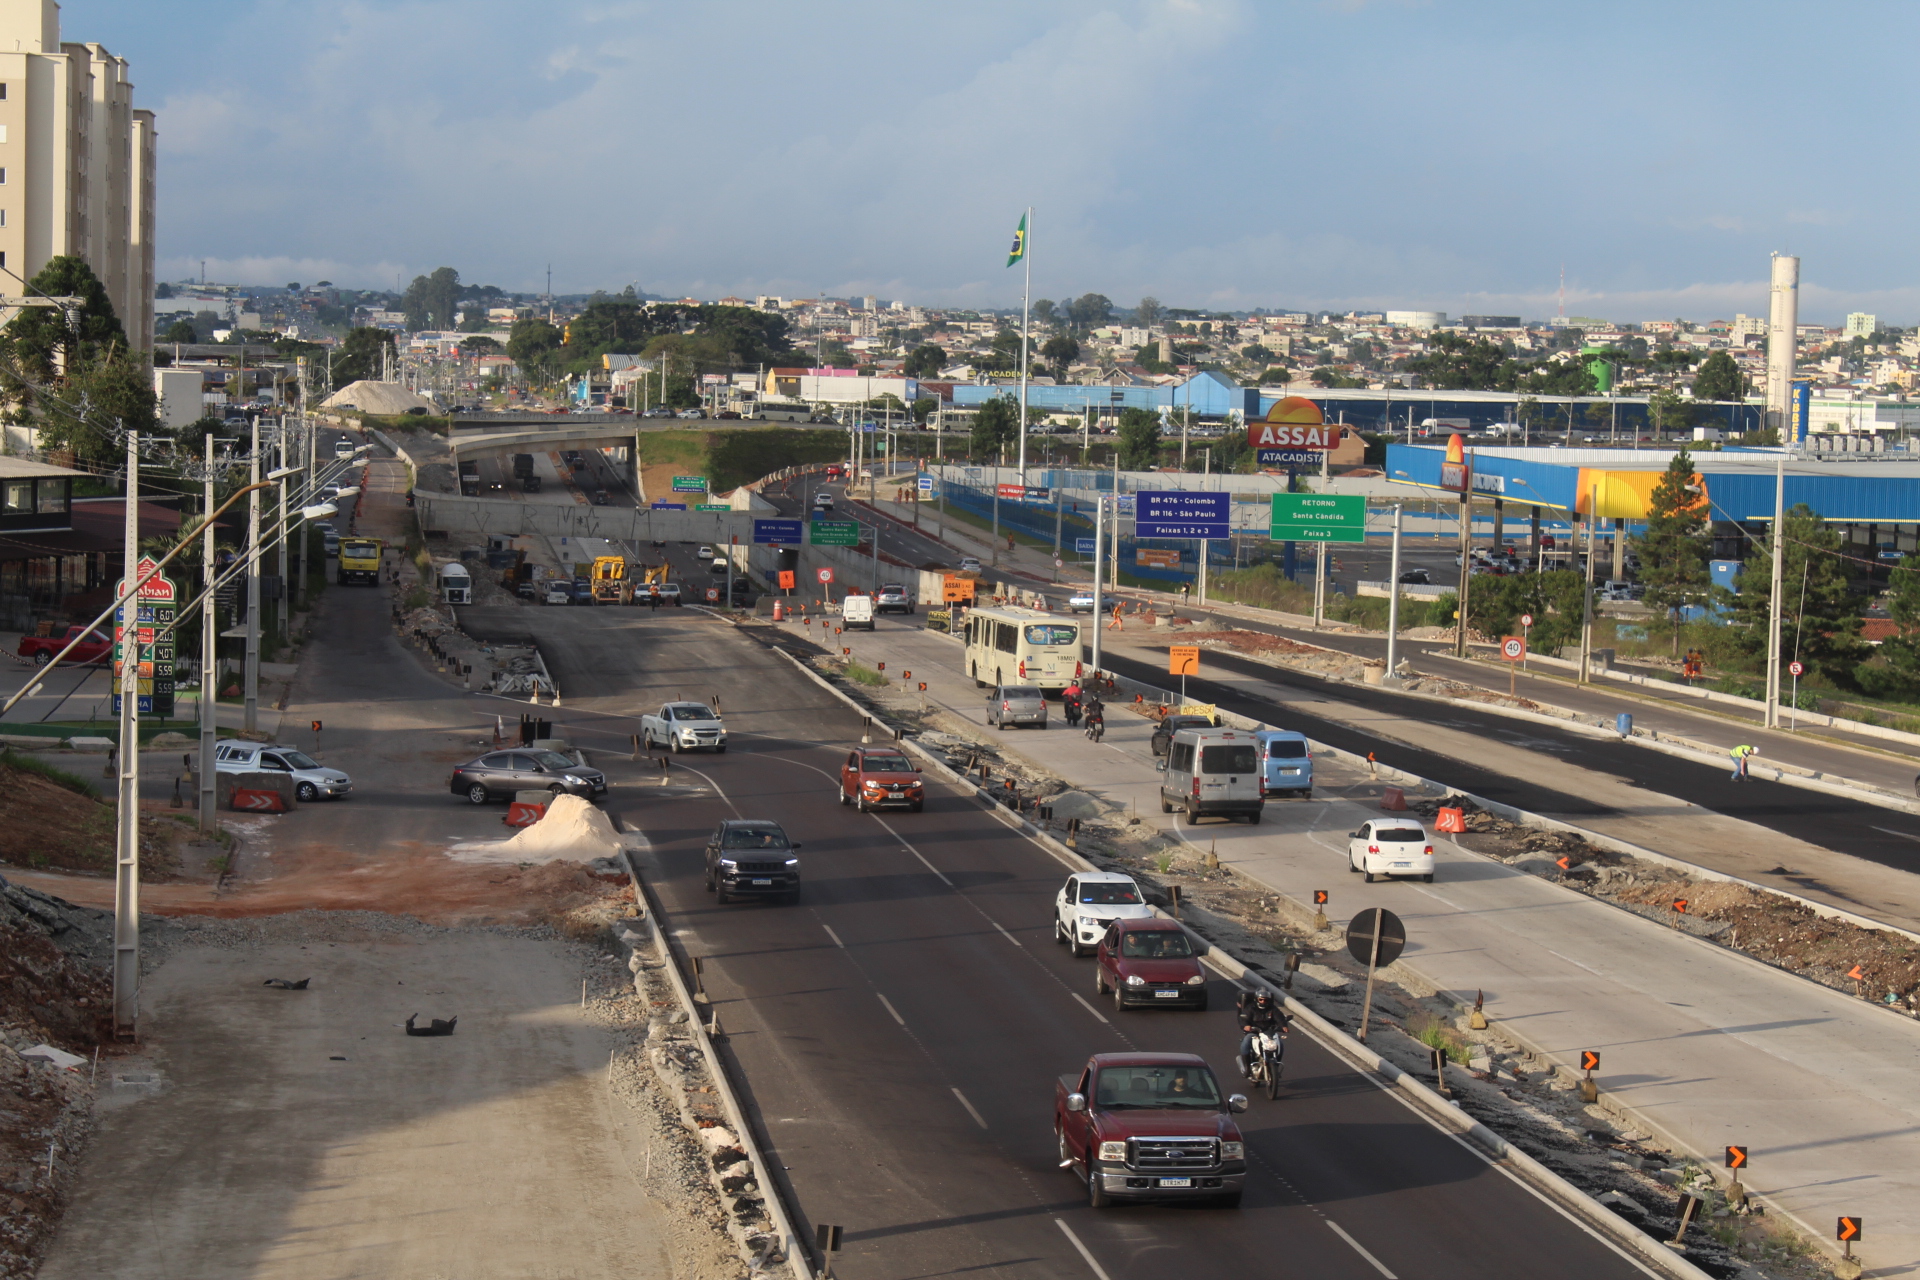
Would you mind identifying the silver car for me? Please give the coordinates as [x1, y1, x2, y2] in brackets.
[875, 583, 914, 614]
[987, 684, 1047, 730]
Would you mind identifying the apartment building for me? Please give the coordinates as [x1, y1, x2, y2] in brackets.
[0, 0, 156, 352]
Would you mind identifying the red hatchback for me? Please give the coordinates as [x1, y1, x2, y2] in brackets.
[838, 745, 925, 812]
[1093, 918, 1208, 1011]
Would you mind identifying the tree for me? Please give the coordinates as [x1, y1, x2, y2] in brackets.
[1466, 570, 1586, 653]
[1134, 297, 1164, 327]
[330, 327, 396, 389]
[1691, 350, 1746, 402]
[400, 267, 461, 330]
[1040, 334, 1080, 378]
[506, 318, 563, 370]
[1248, 365, 1292, 387]
[1648, 387, 1694, 436]
[903, 343, 946, 379]
[1861, 565, 1920, 697]
[1116, 407, 1161, 469]
[1031, 299, 1056, 326]
[34, 351, 159, 468]
[2, 256, 129, 384]
[1064, 293, 1114, 332]
[971, 397, 1019, 457]
[1404, 332, 1509, 390]
[462, 335, 503, 354]
[286, 283, 301, 293]
[155, 282, 176, 300]
[1636, 449, 1712, 652]
[164, 319, 197, 344]
[1242, 344, 1273, 364]
[1727, 504, 1865, 686]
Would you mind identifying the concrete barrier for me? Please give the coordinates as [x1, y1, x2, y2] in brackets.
[216, 771, 297, 812]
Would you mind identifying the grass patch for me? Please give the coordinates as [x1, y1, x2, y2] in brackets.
[1154, 852, 1176, 874]
[1405, 1011, 1472, 1064]
[0, 748, 100, 799]
[844, 661, 890, 687]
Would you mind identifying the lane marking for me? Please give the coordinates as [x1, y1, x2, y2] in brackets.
[1544, 946, 1604, 976]
[1069, 992, 1111, 1024]
[1053, 1219, 1113, 1280]
[822, 924, 846, 949]
[660, 761, 741, 818]
[1326, 1221, 1398, 1279]
[876, 993, 906, 1026]
[992, 921, 1023, 947]
[950, 1087, 988, 1129]
[1870, 824, 1920, 843]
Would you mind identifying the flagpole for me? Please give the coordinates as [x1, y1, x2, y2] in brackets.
[1018, 205, 1031, 486]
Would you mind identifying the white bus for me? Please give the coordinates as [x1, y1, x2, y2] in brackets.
[755, 400, 813, 422]
[962, 604, 1084, 692]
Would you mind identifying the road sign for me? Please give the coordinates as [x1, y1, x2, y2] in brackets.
[1054, 558, 1064, 569]
[705, 587, 720, 602]
[816, 567, 835, 584]
[1520, 612, 1534, 627]
[918, 475, 934, 492]
[777, 570, 796, 589]
[1789, 660, 1805, 676]
[1168, 646, 1200, 676]
[1838, 1217, 1861, 1243]
[1725, 1146, 1748, 1170]
[650, 501, 687, 511]
[809, 520, 860, 547]
[997, 483, 1026, 500]
[1313, 890, 1328, 906]
[752, 519, 803, 545]
[671, 475, 708, 492]
[943, 575, 975, 603]
[695, 503, 729, 512]
[1137, 490, 1230, 540]
[311, 721, 323, 733]
[1344, 908, 1406, 967]
[1075, 537, 1097, 556]
[1580, 1050, 1601, 1072]
[1501, 636, 1526, 662]
[1270, 493, 1366, 543]
[1136, 548, 1181, 569]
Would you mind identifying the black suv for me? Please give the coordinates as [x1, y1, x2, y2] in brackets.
[449, 749, 607, 804]
[1150, 713, 1217, 759]
[705, 820, 802, 904]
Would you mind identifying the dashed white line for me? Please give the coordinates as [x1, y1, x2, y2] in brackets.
[1870, 824, 1920, 843]
[1053, 1219, 1113, 1280]
[950, 1087, 988, 1129]
[1069, 993, 1111, 1024]
[822, 924, 846, 949]
[992, 921, 1023, 947]
[876, 993, 906, 1026]
[1326, 1221, 1398, 1279]
[1544, 946, 1604, 976]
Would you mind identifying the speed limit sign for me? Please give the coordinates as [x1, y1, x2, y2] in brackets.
[1520, 613, 1534, 628]
[1789, 660, 1805, 677]
[817, 567, 835, 584]
[1501, 636, 1526, 662]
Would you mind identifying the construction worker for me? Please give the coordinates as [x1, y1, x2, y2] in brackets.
[1730, 743, 1758, 782]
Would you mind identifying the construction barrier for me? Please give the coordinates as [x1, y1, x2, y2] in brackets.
[1380, 786, 1406, 811]
[216, 770, 298, 812]
[1434, 806, 1467, 833]
[506, 789, 549, 828]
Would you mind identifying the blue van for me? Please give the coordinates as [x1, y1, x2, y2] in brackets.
[1254, 730, 1313, 799]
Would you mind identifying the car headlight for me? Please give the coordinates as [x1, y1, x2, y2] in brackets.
[719, 859, 737, 869]
[784, 858, 798, 867]
[1097, 1141, 1127, 1162]
[1186, 975, 1205, 986]
[1125, 974, 1146, 986]
[563, 775, 586, 785]
[1222, 1142, 1244, 1160]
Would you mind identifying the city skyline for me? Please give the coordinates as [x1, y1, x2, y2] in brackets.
[72, 0, 1920, 323]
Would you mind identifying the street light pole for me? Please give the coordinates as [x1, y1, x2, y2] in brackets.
[113, 432, 142, 1040]
[1385, 502, 1404, 676]
[244, 416, 261, 734]
[199, 433, 218, 832]
[1765, 448, 1786, 727]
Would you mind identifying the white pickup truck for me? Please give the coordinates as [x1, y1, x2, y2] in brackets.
[641, 701, 727, 753]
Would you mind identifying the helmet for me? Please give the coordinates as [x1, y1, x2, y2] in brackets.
[1255, 989, 1273, 1004]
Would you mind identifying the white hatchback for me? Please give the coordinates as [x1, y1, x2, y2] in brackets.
[1053, 872, 1153, 956]
[1347, 819, 1434, 883]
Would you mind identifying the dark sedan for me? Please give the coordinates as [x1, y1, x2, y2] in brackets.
[1150, 713, 1217, 759]
[450, 749, 607, 804]
[705, 819, 802, 905]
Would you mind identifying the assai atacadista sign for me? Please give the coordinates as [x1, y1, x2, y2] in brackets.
[1248, 396, 1336, 466]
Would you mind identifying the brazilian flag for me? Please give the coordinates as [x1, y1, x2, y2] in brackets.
[1007, 213, 1027, 268]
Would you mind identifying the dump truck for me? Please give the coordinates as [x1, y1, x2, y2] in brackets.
[338, 537, 384, 585]
[458, 461, 480, 496]
[512, 453, 541, 493]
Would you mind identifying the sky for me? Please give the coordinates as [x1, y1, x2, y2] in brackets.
[67, 0, 1920, 323]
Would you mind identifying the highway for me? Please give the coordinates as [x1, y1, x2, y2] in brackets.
[460, 604, 1655, 1280]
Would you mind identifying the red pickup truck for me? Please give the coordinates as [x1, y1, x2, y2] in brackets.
[1055, 1052, 1247, 1207]
[17, 626, 111, 667]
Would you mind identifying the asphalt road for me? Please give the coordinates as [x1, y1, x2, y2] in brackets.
[459, 605, 1652, 1280]
[1096, 643, 1920, 886]
[762, 474, 964, 571]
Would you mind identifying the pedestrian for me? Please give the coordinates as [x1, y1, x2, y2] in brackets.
[1730, 743, 1757, 781]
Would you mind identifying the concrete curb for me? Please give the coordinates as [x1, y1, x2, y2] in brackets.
[615, 855, 813, 1280]
[769, 643, 1720, 1280]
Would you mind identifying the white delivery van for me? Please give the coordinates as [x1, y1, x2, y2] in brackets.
[841, 593, 875, 630]
[1159, 727, 1264, 825]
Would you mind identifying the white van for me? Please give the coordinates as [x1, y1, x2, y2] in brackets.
[840, 593, 875, 630]
[1159, 728, 1263, 825]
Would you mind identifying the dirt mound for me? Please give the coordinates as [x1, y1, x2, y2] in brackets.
[320, 380, 439, 415]
[0, 761, 188, 880]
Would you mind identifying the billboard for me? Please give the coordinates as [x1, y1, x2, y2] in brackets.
[1249, 396, 1335, 465]
[1439, 433, 1470, 493]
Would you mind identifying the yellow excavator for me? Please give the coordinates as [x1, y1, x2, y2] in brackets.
[591, 555, 631, 604]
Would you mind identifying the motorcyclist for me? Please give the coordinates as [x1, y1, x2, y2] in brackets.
[1082, 693, 1105, 742]
[1062, 681, 1083, 727]
[1236, 987, 1289, 1078]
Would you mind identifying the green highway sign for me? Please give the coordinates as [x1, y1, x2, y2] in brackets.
[695, 503, 729, 511]
[809, 520, 860, 547]
[671, 475, 709, 492]
[1271, 493, 1367, 543]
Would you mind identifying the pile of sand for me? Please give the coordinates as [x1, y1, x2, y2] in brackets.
[447, 794, 624, 865]
[320, 380, 440, 415]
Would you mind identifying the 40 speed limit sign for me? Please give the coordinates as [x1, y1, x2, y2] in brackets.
[1501, 636, 1527, 662]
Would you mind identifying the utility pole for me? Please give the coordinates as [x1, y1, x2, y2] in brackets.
[1090, 496, 1105, 676]
[1579, 482, 1599, 682]
[1765, 448, 1786, 726]
[244, 416, 261, 734]
[113, 432, 141, 1040]
[200, 433, 218, 832]
[276, 421, 289, 642]
[1385, 503, 1404, 676]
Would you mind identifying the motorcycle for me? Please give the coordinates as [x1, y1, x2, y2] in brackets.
[1247, 1029, 1286, 1099]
